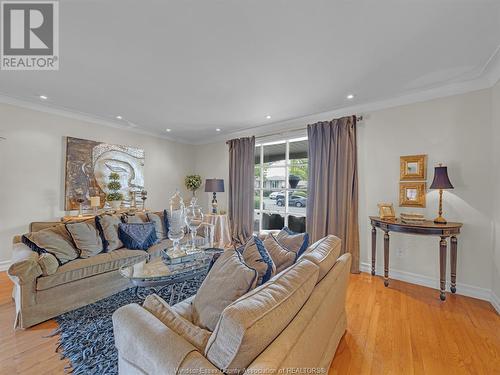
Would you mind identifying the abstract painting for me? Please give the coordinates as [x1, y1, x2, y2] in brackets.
[64, 137, 145, 210]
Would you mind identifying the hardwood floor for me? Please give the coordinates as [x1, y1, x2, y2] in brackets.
[0, 272, 498, 375]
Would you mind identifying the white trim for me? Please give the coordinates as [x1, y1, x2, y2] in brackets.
[491, 292, 500, 315]
[0, 260, 11, 272]
[360, 262, 499, 313]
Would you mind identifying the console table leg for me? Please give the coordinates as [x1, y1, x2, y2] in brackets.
[450, 236, 457, 293]
[371, 226, 376, 276]
[439, 237, 447, 301]
[384, 232, 390, 287]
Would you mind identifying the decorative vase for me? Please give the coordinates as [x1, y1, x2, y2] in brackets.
[168, 190, 186, 251]
[109, 200, 122, 210]
[185, 197, 204, 254]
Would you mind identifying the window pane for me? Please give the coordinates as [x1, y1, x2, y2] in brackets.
[263, 189, 286, 213]
[254, 165, 261, 189]
[289, 139, 308, 190]
[263, 167, 286, 190]
[262, 212, 284, 231]
[263, 142, 286, 167]
[288, 189, 307, 216]
[287, 215, 306, 233]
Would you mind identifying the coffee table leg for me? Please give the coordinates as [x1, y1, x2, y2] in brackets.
[439, 237, 447, 301]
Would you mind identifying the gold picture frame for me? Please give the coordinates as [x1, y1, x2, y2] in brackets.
[400, 154, 427, 181]
[377, 203, 396, 220]
[399, 182, 426, 207]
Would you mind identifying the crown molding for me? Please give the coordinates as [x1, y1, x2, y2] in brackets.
[197, 74, 493, 145]
[0, 93, 193, 145]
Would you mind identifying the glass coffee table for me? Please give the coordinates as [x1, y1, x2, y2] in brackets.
[119, 247, 223, 302]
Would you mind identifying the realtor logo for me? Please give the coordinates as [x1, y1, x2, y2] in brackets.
[1, 0, 58, 70]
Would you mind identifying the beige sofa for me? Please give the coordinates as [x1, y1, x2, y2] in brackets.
[7, 221, 183, 329]
[113, 235, 351, 374]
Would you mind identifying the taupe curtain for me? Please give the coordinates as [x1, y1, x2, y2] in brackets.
[306, 116, 360, 273]
[227, 136, 255, 245]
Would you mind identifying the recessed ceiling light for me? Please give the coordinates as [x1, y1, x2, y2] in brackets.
[39, 95, 48, 100]
[346, 94, 355, 100]
[216, 128, 221, 132]
[115, 115, 123, 120]
[166, 128, 171, 132]
[266, 115, 271, 119]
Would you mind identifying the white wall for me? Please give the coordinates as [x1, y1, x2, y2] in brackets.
[193, 142, 229, 214]
[0, 103, 195, 267]
[491, 80, 500, 306]
[193, 89, 498, 303]
[358, 89, 493, 295]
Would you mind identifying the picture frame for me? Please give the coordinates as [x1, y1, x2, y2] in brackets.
[399, 182, 426, 208]
[377, 203, 396, 220]
[400, 154, 427, 181]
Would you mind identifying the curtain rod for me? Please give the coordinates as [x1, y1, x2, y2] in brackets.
[255, 115, 363, 140]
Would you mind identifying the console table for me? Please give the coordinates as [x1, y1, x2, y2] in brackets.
[369, 216, 463, 301]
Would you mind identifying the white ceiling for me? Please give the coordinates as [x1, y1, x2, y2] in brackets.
[1, 0, 499, 144]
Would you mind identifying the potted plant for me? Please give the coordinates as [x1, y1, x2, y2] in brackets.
[185, 174, 202, 197]
[289, 174, 301, 189]
[107, 172, 124, 209]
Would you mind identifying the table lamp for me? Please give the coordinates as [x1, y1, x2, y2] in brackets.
[430, 164, 454, 224]
[205, 179, 224, 214]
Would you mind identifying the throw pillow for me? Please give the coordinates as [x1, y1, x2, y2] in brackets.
[66, 220, 104, 258]
[192, 249, 258, 331]
[276, 227, 309, 257]
[241, 236, 276, 285]
[38, 253, 59, 276]
[143, 294, 211, 352]
[22, 224, 79, 265]
[263, 233, 296, 273]
[146, 210, 169, 240]
[118, 222, 158, 250]
[95, 214, 123, 251]
[122, 212, 148, 224]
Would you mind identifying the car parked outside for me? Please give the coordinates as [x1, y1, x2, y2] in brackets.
[276, 195, 307, 207]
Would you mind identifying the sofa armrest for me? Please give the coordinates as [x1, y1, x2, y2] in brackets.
[113, 303, 222, 374]
[7, 243, 42, 284]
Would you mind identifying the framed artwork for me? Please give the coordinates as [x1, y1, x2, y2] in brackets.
[64, 137, 145, 210]
[399, 182, 426, 208]
[400, 154, 427, 181]
[377, 203, 396, 220]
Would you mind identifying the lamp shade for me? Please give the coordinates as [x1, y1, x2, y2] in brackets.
[430, 166, 454, 190]
[205, 179, 225, 192]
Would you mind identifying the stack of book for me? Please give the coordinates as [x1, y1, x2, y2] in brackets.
[400, 213, 425, 224]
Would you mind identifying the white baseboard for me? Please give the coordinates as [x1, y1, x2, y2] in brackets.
[491, 292, 500, 314]
[0, 260, 11, 272]
[360, 262, 499, 314]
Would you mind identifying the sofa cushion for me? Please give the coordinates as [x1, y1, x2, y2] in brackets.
[263, 233, 296, 273]
[22, 224, 79, 265]
[118, 222, 157, 250]
[122, 212, 148, 223]
[66, 219, 104, 258]
[241, 236, 275, 285]
[300, 235, 342, 282]
[276, 227, 309, 257]
[38, 253, 59, 276]
[173, 295, 195, 322]
[205, 259, 319, 373]
[192, 250, 258, 331]
[95, 214, 123, 251]
[36, 249, 147, 291]
[143, 294, 211, 352]
[146, 210, 169, 240]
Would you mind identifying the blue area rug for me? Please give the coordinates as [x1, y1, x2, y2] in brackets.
[53, 273, 207, 374]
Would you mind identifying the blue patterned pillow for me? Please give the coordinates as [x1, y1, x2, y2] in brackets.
[241, 236, 276, 285]
[276, 227, 309, 257]
[118, 222, 158, 250]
